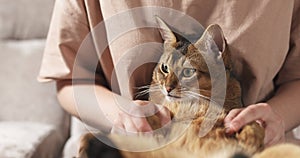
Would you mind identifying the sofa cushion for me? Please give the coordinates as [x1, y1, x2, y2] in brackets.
[0, 121, 61, 158]
[0, 40, 67, 126]
[0, 39, 70, 156]
[0, 0, 55, 39]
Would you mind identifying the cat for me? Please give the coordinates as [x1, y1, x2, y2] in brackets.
[76, 17, 300, 158]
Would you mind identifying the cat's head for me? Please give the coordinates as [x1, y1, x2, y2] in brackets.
[150, 16, 232, 103]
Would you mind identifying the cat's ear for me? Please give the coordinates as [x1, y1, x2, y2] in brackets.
[194, 24, 225, 54]
[194, 24, 231, 69]
[155, 16, 177, 46]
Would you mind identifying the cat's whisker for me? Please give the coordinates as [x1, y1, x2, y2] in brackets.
[189, 88, 211, 93]
[184, 92, 200, 100]
[135, 86, 162, 98]
[134, 85, 151, 90]
[135, 92, 148, 99]
[134, 84, 161, 98]
[177, 87, 188, 91]
[134, 83, 160, 90]
[185, 91, 211, 101]
[135, 89, 152, 97]
[136, 89, 150, 95]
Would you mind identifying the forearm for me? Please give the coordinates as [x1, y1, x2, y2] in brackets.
[267, 80, 300, 132]
[56, 80, 121, 133]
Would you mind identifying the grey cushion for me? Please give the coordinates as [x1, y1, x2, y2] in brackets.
[0, 121, 60, 158]
[0, 0, 55, 39]
[0, 40, 69, 157]
[0, 40, 66, 125]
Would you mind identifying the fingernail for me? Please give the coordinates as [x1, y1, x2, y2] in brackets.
[224, 122, 231, 131]
[224, 122, 238, 134]
[224, 122, 231, 129]
[225, 127, 235, 136]
[231, 122, 239, 131]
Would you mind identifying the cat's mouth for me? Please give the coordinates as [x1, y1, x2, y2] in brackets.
[167, 94, 181, 99]
[166, 94, 183, 101]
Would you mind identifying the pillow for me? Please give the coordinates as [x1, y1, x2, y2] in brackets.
[0, 121, 54, 158]
[0, 0, 55, 39]
[0, 40, 66, 126]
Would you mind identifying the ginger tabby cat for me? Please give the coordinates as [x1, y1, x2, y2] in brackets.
[77, 17, 300, 158]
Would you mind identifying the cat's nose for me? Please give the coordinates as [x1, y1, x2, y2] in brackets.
[165, 86, 174, 93]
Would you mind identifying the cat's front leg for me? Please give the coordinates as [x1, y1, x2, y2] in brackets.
[236, 122, 265, 154]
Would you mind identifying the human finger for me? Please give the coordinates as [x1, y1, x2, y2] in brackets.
[229, 103, 272, 132]
[123, 112, 141, 133]
[155, 105, 171, 126]
[111, 114, 126, 134]
[130, 101, 156, 132]
[224, 108, 244, 125]
[130, 115, 153, 132]
[224, 108, 244, 134]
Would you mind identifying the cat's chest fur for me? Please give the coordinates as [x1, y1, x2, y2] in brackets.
[146, 98, 231, 152]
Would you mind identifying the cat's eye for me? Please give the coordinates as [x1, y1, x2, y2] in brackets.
[182, 68, 196, 77]
[161, 63, 169, 74]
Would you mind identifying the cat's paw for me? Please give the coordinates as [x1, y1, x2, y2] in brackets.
[236, 122, 265, 152]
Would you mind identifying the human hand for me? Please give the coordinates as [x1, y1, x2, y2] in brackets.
[224, 103, 285, 147]
[111, 100, 171, 135]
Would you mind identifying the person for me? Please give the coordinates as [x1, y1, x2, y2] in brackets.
[39, 0, 300, 149]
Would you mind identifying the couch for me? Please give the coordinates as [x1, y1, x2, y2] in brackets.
[0, 0, 69, 157]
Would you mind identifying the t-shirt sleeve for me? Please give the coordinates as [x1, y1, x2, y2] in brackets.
[276, 0, 300, 85]
[38, 0, 107, 86]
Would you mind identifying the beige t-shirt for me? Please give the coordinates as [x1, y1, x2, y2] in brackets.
[39, 0, 300, 106]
